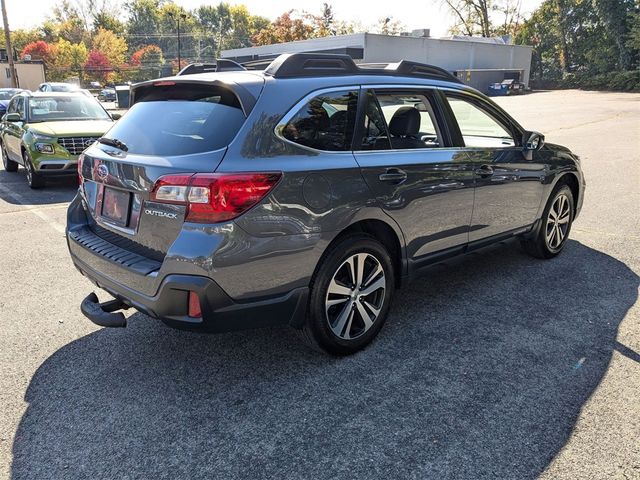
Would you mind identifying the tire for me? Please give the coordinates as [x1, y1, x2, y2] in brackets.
[23, 149, 45, 189]
[1, 142, 18, 172]
[522, 183, 574, 259]
[301, 234, 395, 355]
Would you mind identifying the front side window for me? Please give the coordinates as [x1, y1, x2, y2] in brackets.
[16, 98, 25, 118]
[359, 90, 443, 151]
[282, 90, 358, 151]
[6, 98, 17, 114]
[446, 96, 515, 148]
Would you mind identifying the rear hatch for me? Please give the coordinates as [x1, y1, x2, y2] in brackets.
[79, 76, 262, 257]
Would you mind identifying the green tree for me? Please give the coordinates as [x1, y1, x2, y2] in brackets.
[592, 0, 635, 70]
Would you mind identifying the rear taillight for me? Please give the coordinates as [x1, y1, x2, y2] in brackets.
[150, 172, 281, 223]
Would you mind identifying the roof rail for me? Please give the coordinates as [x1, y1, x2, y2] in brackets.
[264, 53, 462, 83]
[265, 53, 359, 78]
[177, 59, 247, 76]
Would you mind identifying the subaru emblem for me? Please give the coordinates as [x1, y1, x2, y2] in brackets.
[97, 164, 109, 180]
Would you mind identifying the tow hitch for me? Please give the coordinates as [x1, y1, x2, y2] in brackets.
[80, 292, 130, 328]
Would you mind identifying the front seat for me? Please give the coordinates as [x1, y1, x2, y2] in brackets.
[388, 107, 425, 149]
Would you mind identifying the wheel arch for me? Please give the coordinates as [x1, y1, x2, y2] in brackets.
[320, 216, 407, 288]
[552, 171, 580, 217]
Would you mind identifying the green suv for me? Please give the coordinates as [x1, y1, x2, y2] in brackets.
[0, 91, 116, 188]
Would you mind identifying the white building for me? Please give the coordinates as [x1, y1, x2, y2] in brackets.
[222, 33, 533, 92]
[0, 61, 46, 90]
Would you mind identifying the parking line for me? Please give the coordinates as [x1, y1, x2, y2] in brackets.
[0, 183, 66, 234]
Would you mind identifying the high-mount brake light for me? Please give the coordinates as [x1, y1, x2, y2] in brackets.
[153, 81, 176, 86]
[150, 172, 282, 223]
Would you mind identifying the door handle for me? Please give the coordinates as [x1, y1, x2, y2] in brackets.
[378, 168, 407, 184]
[475, 165, 494, 178]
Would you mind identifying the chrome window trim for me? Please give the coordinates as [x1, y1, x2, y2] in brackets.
[274, 85, 361, 155]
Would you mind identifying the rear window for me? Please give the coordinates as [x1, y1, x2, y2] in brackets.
[102, 85, 246, 156]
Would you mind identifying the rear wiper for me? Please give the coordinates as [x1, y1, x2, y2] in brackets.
[98, 137, 128, 152]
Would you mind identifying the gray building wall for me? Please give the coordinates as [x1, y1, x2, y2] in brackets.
[222, 33, 533, 88]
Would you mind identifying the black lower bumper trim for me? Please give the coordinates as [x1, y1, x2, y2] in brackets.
[80, 292, 129, 327]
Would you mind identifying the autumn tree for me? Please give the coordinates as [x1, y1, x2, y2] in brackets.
[20, 41, 54, 62]
[130, 44, 164, 65]
[376, 16, 405, 35]
[252, 11, 314, 46]
[85, 50, 112, 82]
[92, 27, 127, 67]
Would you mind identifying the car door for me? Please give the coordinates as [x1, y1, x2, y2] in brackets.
[353, 88, 475, 268]
[442, 92, 545, 243]
[4, 97, 25, 161]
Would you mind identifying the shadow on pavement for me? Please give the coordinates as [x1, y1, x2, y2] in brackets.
[11, 240, 639, 479]
[0, 169, 77, 206]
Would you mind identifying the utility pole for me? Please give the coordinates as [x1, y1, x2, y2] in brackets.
[0, 0, 17, 87]
[168, 12, 187, 71]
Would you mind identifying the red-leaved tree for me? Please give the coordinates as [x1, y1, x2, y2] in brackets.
[84, 50, 112, 83]
[21, 41, 54, 63]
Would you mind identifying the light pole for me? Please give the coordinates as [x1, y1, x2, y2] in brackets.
[168, 12, 187, 70]
[0, 0, 17, 87]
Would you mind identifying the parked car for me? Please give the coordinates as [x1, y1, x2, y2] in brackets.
[0, 91, 116, 188]
[37, 82, 80, 93]
[67, 53, 585, 355]
[97, 88, 116, 102]
[0, 88, 27, 116]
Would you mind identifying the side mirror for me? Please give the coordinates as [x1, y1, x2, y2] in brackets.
[5, 113, 22, 123]
[522, 131, 544, 160]
[523, 131, 544, 151]
[110, 113, 122, 120]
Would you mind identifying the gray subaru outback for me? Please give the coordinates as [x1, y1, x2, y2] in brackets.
[67, 53, 585, 355]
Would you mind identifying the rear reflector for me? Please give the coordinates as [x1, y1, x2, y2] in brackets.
[188, 291, 202, 318]
[150, 172, 281, 223]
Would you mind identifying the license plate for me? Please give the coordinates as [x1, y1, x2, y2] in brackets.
[101, 187, 131, 227]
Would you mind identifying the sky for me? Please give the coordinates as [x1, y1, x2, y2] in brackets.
[5, 0, 545, 38]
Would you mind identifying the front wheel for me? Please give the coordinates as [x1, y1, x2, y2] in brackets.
[522, 183, 574, 259]
[302, 234, 395, 355]
[23, 150, 45, 189]
[1, 142, 18, 172]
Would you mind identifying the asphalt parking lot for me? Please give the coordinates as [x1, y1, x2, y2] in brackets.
[0, 90, 638, 479]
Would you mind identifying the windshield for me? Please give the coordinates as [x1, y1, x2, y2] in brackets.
[27, 96, 111, 122]
[102, 87, 246, 156]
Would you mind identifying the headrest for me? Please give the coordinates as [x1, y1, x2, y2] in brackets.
[389, 107, 420, 136]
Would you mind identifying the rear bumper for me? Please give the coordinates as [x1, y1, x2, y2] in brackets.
[72, 252, 308, 332]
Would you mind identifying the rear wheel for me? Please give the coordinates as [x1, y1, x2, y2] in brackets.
[23, 150, 45, 189]
[302, 234, 395, 355]
[1, 142, 18, 172]
[522, 183, 574, 259]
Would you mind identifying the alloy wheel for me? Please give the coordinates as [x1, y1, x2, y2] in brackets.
[23, 153, 33, 185]
[325, 252, 386, 340]
[545, 192, 571, 250]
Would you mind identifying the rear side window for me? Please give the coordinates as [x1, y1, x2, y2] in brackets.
[102, 85, 246, 156]
[282, 90, 358, 151]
